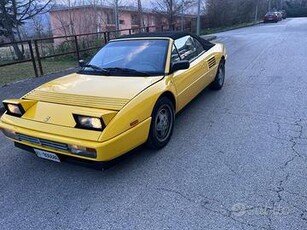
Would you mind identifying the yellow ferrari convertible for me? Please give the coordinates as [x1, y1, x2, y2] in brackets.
[0, 32, 226, 167]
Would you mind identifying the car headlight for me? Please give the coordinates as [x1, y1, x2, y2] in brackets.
[3, 103, 25, 117]
[73, 114, 105, 131]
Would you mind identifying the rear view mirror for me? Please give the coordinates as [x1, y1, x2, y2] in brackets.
[171, 60, 190, 73]
[78, 60, 85, 67]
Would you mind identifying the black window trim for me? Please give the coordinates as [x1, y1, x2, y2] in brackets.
[171, 36, 206, 65]
[171, 43, 182, 62]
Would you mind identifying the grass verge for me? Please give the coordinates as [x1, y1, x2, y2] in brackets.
[201, 21, 263, 35]
[0, 59, 77, 86]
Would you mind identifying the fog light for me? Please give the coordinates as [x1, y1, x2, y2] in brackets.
[68, 144, 97, 158]
[0, 128, 18, 140]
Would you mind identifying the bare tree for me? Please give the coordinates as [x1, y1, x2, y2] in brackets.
[151, 0, 196, 27]
[32, 15, 45, 38]
[106, 0, 124, 30]
[205, 0, 269, 29]
[284, 0, 307, 16]
[54, 0, 113, 35]
[52, 0, 137, 38]
[55, 0, 78, 36]
[0, 0, 53, 59]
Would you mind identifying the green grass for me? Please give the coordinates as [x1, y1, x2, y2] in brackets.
[201, 21, 262, 35]
[0, 59, 77, 86]
[41, 59, 77, 75]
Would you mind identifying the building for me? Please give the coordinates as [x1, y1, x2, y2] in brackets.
[49, 5, 195, 45]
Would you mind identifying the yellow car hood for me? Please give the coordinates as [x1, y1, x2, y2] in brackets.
[23, 73, 163, 111]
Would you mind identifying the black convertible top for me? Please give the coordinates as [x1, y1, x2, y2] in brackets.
[119, 31, 192, 40]
[117, 31, 215, 50]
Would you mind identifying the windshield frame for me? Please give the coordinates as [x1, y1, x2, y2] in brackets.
[80, 38, 170, 77]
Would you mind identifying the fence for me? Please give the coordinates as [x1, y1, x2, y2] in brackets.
[0, 24, 188, 79]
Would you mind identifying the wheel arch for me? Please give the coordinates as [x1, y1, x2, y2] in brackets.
[218, 54, 226, 65]
[157, 91, 176, 112]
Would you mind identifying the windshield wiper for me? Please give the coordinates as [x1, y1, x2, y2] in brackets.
[105, 67, 150, 76]
[80, 64, 110, 75]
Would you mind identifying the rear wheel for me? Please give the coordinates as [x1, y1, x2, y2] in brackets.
[210, 60, 225, 90]
[147, 97, 175, 149]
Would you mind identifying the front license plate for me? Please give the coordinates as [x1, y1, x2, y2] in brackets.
[34, 149, 61, 163]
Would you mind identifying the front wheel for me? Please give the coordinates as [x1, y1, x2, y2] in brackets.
[210, 60, 225, 90]
[147, 97, 175, 149]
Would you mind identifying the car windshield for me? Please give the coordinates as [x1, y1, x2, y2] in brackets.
[81, 39, 169, 76]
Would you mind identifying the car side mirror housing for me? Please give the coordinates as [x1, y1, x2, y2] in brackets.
[171, 60, 190, 73]
[78, 60, 85, 67]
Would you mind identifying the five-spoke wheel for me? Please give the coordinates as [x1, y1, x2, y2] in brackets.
[147, 97, 175, 149]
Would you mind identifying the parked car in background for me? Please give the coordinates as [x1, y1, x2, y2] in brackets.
[280, 10, 287, 19]
[275, 11, 283, 21]
[263, 12, 279, 23]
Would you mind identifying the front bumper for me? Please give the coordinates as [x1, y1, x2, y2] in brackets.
[0, 118, 151, 162]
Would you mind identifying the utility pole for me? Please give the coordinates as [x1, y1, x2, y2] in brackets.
[138, 0, 144, 30]
[196, 0, 201, 35]
[181, 0, 184, 31]
[268, 0, 272, 12]
[114, 0, 119, 31]
[255, 0, 259, 22]
[170, 0, 173, 29]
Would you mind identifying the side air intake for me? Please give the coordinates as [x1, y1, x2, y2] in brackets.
[208, 57, 216, 69]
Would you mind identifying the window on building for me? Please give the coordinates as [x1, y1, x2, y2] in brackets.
[107, 12, 114, 24]
[131, 15, 138, 25]
[119, 19, 125, 25]
[143, 17, 148, 26]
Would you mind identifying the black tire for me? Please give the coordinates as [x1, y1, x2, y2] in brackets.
[147, 97, 175, 149]
[210, 60, 225, 90]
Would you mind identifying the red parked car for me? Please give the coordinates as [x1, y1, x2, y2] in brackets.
[263, 12, 278, 23]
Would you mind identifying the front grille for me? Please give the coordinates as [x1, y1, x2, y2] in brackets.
[16, 133, 69, 152]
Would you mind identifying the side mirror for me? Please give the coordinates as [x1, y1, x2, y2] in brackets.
[78, 60, 85, 67]
[171, 60, 190, 73]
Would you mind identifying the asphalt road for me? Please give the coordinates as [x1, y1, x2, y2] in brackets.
[1, 18, 307, 230]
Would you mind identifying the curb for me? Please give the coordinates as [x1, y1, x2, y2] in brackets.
[202, 21, 263, 36]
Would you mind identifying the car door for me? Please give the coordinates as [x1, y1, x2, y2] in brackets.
[171, 35, 209, 111]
